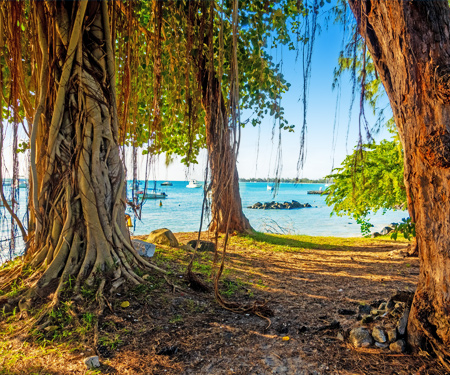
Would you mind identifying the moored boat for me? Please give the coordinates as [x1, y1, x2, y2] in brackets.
[186, 179, 202, 188]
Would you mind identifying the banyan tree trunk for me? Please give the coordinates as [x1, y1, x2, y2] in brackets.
[197, 65, 252, 234]
[22, 0, 149, 306]
[349, 0, 450, 367]
[206, 92, 252, 234]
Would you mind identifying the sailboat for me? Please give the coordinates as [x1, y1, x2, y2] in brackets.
[186, 179, 202, 188]
[140, 181, 168, 199]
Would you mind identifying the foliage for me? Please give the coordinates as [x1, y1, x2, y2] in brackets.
[390, 217, 416, 241]
[356, 217, 373, 238]
[114, 1, 323, 164]
[325, 130, 407, 222]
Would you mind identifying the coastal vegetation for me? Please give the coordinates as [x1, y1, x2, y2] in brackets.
[240, 177, 328, 183]
[0, 0, 449, 373]
[325, 129, 406, 225]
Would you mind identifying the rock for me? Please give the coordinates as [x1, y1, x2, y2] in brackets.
[248, 200, 312, 210]
[389, 339, 406, 353]
[291, 200, 301, 208]
[44, 325, 59, 332]
[84, 356, 100, 369]
[370, 299, 385, 307]
[338, 308, 355, 315]
[375, 342, 389, 349]
[397, 307, 410, 336]
[386, 298, 396, 310]
[349, 327, 374, 348]
[358, 304, 372, 315]
[387, 327, 398, 342]
[187, 240, 216, 252]
[372, 232, 381, 238]
[298, 325, 309, 333]
[391, 291, 414, 304]
[132, 239, 156, 257]
[380, 226, 393, 235]
[146, 228, 178, 247]
[378, 302, 387, 311]
[157, 346, 179, 356]
[372, 326, 387, 343]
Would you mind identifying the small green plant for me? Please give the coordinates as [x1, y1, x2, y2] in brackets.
[184, 299, 200, 313]
[81, 312, 95, 329]
[99, 333, 123, 350]
[390, 217, 416, 240]
[64, 275, 76, 291]
[221, 278, 245, 297]
[168, 314, 183, 324]
[80, 285, 96, 300]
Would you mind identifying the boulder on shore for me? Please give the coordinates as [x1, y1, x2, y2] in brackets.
[187, 240, 216, 252]
[147, 228, 179, 247]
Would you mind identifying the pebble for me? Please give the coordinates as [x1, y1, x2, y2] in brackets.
[389, 339, 406, 353]
[358, 304, 372, 315]
[362, 315, 374, 324]
[84, 356, 100, 369]
[397, 308, 410, 336]
[372, 326, 387, 343]
[387, 327, 398, 342]
[349, 327, 374, 348]
[386, 299, 396, 310]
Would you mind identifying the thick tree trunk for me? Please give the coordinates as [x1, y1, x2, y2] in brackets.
[203, 88, 252, 234]
[193, 3, 252, 235]
[18, 0, 150, 307]
[349, 0, 450, 366]
[196, 62, 252, 234]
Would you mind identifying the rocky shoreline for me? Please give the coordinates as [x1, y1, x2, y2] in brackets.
[247, 200, 312, 210]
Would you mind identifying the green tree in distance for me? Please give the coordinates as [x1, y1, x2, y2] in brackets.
[325, 126, 406, 231]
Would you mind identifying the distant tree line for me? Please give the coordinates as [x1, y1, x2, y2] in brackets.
[239, 177, 327, 183]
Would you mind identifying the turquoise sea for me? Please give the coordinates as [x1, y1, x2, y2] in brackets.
[127, 181, 408, 237]
[0, 180, 408, 261]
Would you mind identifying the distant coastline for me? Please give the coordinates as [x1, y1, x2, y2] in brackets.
[239, 177, 328, 183]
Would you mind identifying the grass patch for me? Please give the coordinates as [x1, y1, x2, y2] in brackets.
[230, 231, 408, 253]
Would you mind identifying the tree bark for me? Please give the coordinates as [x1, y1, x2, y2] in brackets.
[16, 0, 150, 307]
[202, 80, 252, 234]
[348, 0, 450, 366]
[193, 3, 252, 234]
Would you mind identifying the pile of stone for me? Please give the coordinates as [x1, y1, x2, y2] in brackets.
[248, 200, 311, 210]
[346, 291, 413, 353]
[371, 224, 397, 238]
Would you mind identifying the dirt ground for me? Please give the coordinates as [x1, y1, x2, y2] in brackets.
[0, 232, 445, 374]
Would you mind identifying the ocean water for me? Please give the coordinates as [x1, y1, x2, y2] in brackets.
[0, 180, 409, 261]
[127, 181, 408, 237]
